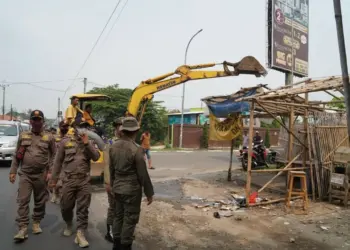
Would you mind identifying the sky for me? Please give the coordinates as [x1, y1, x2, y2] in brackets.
[1, 0, 349, 119]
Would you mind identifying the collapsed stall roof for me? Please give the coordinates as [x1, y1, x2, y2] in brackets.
[201, 76, 345, 118]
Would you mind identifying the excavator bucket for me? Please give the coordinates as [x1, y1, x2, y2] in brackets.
[224, 56, 267, 77]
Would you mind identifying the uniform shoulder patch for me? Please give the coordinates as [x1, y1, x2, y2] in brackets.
[41, 134, 49, 141]
[21, 131, 32, 139]
[64, 139, 76, 148]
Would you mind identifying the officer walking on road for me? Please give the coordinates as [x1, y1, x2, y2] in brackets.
[104, 117, 124, 243]
[9, 110, 56, 242]
[50, 120, 70, 204]
[50, 121, 100, 248]
[109, 117, 154, 250]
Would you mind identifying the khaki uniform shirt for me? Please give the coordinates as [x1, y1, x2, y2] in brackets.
[109, 136, 154, 197]
[51, 135, 100, 181]
[10, 131, 56, 174]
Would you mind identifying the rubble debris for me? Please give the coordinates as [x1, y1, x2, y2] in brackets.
[213, 212, 220, 219]
[219, 211, 233, 217]
[190, 196, 205, 201]
[234, 215, 243, 221]
[320, 226, 330, 231]
[290, 237, 296, 243]
[192, 203, 211, 209]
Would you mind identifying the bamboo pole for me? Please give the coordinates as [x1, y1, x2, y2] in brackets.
[249, 196, 303, 207]
[315, 126, 347, 128]
[310, 127, 322, 199]
[259, 100, 323, 109]
[323, 135, 349, 162]
[304, 93, 316, 200]
[303, 97, 308, 169]
[255, 100, 308, 149]
[251, 167, 308, 173]
[288, 106, 295, 162]
[258, 152, 302, 193]
[245, 101, 255, 206]
[227, 139, 234, 181]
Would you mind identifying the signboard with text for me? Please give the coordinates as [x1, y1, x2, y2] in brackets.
[267, 0, 309, 77]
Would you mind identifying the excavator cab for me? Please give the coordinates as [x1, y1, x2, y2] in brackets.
[67, 93, 111, 179]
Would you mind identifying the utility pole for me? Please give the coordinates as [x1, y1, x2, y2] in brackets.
[57, 97, 63, 123]
[10, 104, 13, 120]
[333, 0, 350, 142]
[1, 82, 9, 117]
[2, 85, 5, 117]
[83, 78, 87, 94]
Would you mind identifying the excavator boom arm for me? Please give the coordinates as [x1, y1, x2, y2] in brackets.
[126, 56, 267, 122]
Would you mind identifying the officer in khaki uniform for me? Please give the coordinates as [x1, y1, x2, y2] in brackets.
[51, 120, 70, 204]
[109, 117, 154, 250]
[104, 117, 124, 243]
[9, 110, 56, 242]
[50, 122, 100, 248]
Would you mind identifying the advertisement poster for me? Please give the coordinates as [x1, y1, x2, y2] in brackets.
[270, 0, 309, 77]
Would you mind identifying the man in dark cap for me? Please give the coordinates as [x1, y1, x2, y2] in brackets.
[109, 117, 154, 250]
[9, 110, 56, 242]
[50, 120, 70, 204]
[104, 117, 124, 243]
[50, 120, 100, 248]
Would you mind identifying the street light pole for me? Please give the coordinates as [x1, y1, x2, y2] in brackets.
[179, 28, 203, 148]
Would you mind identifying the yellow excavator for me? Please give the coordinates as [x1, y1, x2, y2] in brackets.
[65, 56, 266, 179]
[125, 56, 267, 123]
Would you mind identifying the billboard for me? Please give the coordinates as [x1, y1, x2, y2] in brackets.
[267, 0, 309, 77]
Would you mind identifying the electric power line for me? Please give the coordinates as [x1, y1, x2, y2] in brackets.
[27, 83, 65, 92]
[5, 78, 82, 84]
[103, 0, 129, 44]
[88, 81, 105, 87]
[62, 0, 123, 100]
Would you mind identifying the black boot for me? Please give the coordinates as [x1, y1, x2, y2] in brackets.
[113, 238, 121, 250]
[104, 224, 113, 243]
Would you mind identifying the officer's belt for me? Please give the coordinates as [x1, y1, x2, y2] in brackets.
[21, 168, 45, 174]
[65, 172, 89, 179]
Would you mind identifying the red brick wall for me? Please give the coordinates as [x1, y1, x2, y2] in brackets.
[171, 124, 280, 149]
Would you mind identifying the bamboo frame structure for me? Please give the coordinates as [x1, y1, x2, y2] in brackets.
[202, 75, 348, 207]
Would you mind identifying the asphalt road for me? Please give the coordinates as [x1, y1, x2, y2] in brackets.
[0, 150, 239, 250]
[149, 150, 240, 181]
[0, 162, 112, 250]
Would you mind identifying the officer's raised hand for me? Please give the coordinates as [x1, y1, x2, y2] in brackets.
[80, 133, 89, 144]
[9, 173, 16, 184]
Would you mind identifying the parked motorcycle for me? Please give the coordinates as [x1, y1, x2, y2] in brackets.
[238, 140, 268, 171]
[266, 148, 278, 164]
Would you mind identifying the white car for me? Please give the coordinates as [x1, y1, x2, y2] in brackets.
[0, 120, 30, 162]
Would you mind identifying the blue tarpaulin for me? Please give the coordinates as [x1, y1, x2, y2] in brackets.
[207, 89, 257, 117]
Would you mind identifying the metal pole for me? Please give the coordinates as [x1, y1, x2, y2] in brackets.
[179, 28, 203, 148]
[83, 78, 87, 94]
[2, 85, 5, 117]
[333, 0, 350, 142]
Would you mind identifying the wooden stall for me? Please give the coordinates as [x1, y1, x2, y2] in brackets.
[233, 76, 347, 206]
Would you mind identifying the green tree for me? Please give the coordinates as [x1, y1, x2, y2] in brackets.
[264, 129, 271, 148]
[200, 124, 209, 149]
[87, 84, 168, 144]
[328, 96, 345, 109]
[261, 118, 281, 129]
